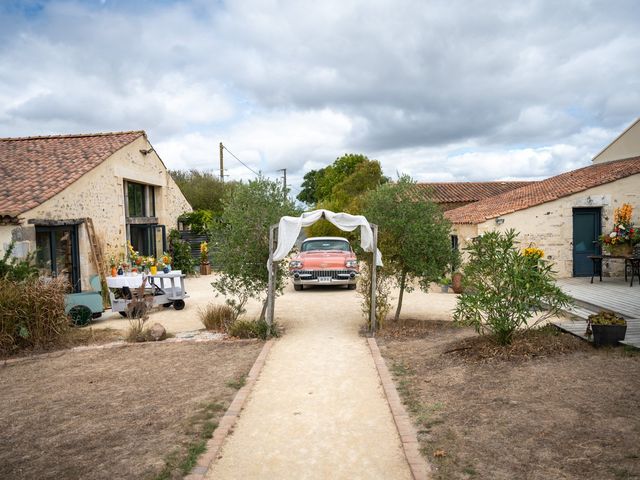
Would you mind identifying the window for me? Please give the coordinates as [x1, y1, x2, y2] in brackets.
[128, 224, 166, 257]
[302, 239, 350, 252]
[126, 181, 155, 218]
[35, 225, 81, 293]
[451, 235, 459, 251]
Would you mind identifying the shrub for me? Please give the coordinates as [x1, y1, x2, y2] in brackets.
[453, 229, 572, 345]
[228, 319, 279, 339]
[199, 303, 234, 332]
[0, 277, 69, 355]
[357, 257, 394, 330]
[169, 229, 196, 275]
[0, 241, 39, 281]
[124, 281, 154, 343]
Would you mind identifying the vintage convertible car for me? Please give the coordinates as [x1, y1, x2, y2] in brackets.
[289, 236, 359, 290]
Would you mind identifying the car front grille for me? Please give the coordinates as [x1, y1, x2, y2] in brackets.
[294, 269, 354, 280]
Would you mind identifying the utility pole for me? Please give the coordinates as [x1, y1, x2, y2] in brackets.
[278, 168, 287, 200]
[219, 142, 224, 182]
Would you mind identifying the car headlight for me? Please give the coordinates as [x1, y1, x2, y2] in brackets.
[290, 260, 303, 268]
[345, 259, 358, 268]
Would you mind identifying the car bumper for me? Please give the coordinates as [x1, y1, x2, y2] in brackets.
[290, 269, 358, 285]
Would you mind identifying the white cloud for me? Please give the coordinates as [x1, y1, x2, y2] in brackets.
[0, 0, 639, 194]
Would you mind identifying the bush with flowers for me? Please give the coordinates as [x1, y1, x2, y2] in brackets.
[599, 203, 639, 253]
[522, 245, 544, 261]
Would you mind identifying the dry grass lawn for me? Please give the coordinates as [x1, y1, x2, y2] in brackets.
[0, 340, 263, 480]
[378, 319, 640, 480]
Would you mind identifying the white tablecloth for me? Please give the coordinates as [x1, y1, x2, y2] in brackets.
[106, 271, 183, 289]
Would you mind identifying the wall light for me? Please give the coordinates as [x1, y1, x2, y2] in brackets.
[495, 218, 505, 225]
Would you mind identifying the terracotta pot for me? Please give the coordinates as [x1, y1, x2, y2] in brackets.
[111, 267, 117, 277]
[451, 272, 463, 294]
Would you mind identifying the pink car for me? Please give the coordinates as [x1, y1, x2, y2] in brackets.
[289, 237, 359, 290]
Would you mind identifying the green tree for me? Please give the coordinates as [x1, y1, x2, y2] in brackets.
[211, 177, 299, 320]
[297, 169, 324, 205]
[453, 229, 572, 345]
[305, 154, 387, 238]
[363, 176, 452, 321]
[170, 169, 234, 216]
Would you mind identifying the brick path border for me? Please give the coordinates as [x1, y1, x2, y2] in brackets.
[184, 338, 275, 480]
[367, 337, 432, 480]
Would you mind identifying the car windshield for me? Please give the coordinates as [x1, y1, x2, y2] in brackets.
[302, 240, 350, 252]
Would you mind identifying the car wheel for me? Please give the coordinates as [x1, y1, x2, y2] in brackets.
[294, 284, 303, 291]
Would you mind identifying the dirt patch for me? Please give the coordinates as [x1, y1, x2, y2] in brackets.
[1, 327, 125, 360]
[378, 320, 640, 480]
[0, 340, 263, 480]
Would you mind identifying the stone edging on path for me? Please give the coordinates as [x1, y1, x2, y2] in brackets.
[185, 338, 275, 480]
[367, 337, 432, 480]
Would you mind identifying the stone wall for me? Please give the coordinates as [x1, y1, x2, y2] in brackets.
[452, 174, 640, 278]
[5, 136, 191, 289]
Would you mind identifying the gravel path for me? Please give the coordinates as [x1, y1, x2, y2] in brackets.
[206, 284, 418, 479]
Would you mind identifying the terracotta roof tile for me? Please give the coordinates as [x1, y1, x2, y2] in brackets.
[409, 181, 536, 204]
[0, 131, 145, 216]
[445, 156, 640, 224]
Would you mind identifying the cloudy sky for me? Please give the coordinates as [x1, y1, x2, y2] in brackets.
[1, 0, 639, 197]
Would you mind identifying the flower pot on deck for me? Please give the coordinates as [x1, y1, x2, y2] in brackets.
[200, 262, 211, 275]
[591, 324, 627, 347]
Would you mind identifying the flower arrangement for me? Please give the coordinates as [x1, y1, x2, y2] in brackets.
[161, 252, 172, 266]
[523, 246, 544, 260]
[599, 203, 639, 253]
[200, 241, 209, 264]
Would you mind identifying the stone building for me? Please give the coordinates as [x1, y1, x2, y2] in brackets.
[445, 118, 640, 278]
[0, 131, 191, 292]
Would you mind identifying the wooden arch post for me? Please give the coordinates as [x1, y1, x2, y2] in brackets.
[265, 220, 379, 337]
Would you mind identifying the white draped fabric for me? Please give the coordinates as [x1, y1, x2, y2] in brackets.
[270, 209, 382, 266]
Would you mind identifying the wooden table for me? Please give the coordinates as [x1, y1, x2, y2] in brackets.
[588, 255, 640, 286]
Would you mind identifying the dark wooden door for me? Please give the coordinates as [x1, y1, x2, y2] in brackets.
[573, 208, 601, 277]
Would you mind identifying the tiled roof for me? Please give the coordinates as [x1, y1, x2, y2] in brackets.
[410, 181, 536, 204]
[0, 131, 145, 216]
[445, 156, 640, 224]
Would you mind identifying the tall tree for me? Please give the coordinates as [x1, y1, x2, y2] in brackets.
[304, 154, 387, 237]
[211, 177, 299, 320]
[170, 169, 232, 216]
[363, 176, 452, 321]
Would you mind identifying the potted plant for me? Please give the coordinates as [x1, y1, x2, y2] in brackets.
[161, 252, 172, 273]
[200, 241, 211, 275]
[450, 248, 464, 294]
[586, 311, 627, 347]
[108, 256, 117, 277]
[439, 276, 451, 293]
[599, 203, 638, 256]
[147, 256, 157, 275]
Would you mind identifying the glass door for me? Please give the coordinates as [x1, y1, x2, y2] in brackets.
[35, 225, 81, 292]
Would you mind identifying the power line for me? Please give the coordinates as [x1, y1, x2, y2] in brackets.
[222, 144, 260, 177]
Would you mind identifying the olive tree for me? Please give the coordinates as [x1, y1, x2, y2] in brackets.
[453, 229, 572, 345]
[211, 177, 298, 321]
[363, 176, 452, 321]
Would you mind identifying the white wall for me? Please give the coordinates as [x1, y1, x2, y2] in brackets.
[453, 174, 640, 278]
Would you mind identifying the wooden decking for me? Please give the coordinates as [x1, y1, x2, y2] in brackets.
[552, 277, 640, 348]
